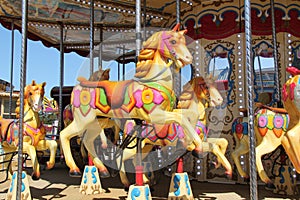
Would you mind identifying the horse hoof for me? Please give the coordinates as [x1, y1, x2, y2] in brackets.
[265, 182, 276, 190]
[46, 162, 55, 170]
[225, 171, 232, 179]
[69, 170, 82, 177]
[31, 173, 40, 180]
[192, 150, 203, 159]
[99, 170, 110, 178]
[109, 168, 120, 178]
[124, 186, 129, 192]
[243, 177, 250, 183]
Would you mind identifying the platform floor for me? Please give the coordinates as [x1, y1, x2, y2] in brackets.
[0, 162, 299, 200]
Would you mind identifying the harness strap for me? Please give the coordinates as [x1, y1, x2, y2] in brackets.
[1, 120, 16, 143]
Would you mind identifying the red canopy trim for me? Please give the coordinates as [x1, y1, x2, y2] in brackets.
[185, 7, 300, 40]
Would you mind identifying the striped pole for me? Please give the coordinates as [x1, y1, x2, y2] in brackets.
[244, 0, 258, 199]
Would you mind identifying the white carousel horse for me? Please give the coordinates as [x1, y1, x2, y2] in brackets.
[0, 80, 57, 180]
[116, 76, 231, 188]
[59, 24, 202, 178]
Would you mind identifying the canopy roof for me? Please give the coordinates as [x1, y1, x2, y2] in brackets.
[0, 0, 299, 59]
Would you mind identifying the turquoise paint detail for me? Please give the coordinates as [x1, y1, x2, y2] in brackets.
[279, 166, 285, 184]
[131, 188, 141, 200]
[9, 172, 17, 192]
[83, 167, 89, 184]
[173, 175, 181, 196]
[21, 172, 26, 192]
[184, 173, 191, 195]
[145, 186, 150, 200]
[91, 166, 97, 184]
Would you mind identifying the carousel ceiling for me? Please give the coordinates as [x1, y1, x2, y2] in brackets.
[0, 0, 300, 59]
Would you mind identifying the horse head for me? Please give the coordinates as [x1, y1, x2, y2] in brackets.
[142, 24, 193, 72]
[24, 80, 46, 112]
[192, 75, 223, 107]
[89, 68, 110, 81]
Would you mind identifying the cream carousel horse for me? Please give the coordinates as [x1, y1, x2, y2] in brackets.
[231, 66, 300, 188]
[0, 80, 57, 180]
[281, 66, 300, 174]
[116, 76, 231, 188]
[62, 68, 119, 168]
[59, 25, 202, 178]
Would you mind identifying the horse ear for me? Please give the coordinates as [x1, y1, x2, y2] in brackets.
[172, 23, 180, 31]
[42, 82, 46, 87]
[104, 68, 110, 73]
[32, 80, 36, 86]
[180, 30, 187, 35]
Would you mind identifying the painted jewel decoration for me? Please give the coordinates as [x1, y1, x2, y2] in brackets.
[133, 87, 165, 113]
[72, 87, 96, 116]
[256, 109, 289, 138]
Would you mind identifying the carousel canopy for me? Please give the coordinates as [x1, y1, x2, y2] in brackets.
[0, 0, 299, 59]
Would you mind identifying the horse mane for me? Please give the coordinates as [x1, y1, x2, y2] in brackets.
[134, 31, 163, 78]
[177, 76, 213, 109]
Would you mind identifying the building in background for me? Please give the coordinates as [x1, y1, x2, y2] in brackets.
[0, 79, 19, 119]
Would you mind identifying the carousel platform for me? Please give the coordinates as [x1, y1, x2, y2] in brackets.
[0, 162, 298, 200]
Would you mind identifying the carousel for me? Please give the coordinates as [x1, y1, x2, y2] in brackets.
[0, 0, 300, 199]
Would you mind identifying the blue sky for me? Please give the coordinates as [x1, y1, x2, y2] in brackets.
[0, 24, 87, 98]
[0, 24, 191, 98]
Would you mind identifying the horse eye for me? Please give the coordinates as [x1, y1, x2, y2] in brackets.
[29, 92, 33, 95]
[170, 40, 176, 45]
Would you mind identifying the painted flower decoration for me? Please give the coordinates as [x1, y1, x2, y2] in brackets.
[273, 115, 284, 129]
[80, 90, 91, 106]
[257, 114, 267, 128]
[72, 88, 96, 116]
[142, 88, 154, 104]
[134, 88, 164, 109]
[235, 123, 244, 134]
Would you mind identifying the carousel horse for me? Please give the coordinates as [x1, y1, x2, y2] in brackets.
[116, 76, 231, 188]
[0, 80, 57, 180]
[231, 66, 300, 188]
[59, 24, 201, 178]
[62, 68, 117, 168]
[281, 66, 300, 173]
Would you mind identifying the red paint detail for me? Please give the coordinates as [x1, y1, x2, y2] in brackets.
[290, 83, 296, 100]
[88, 155, 93, 166]
[135, 165, 144, 186]
[177, 157, 184, 173]
[282, 84, 288, 102]
[286, 66, 300, 76]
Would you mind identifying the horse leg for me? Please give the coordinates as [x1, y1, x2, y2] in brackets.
[206, 138, 228, 168]
[231, 136, 249, 179]
[23, 142, 40, 180]
[255, 139, 280, 189]
[285, 123, 300, 171]
[118, 146, 138, 190]
[45, 140, 57, 169]
[2, 145, 15, 180]
[36, 139, 57, 170]
[60, 121, 86, 176]
[82, 124, 110, 178]
[212, 143, 232, 178]
[149, 110, 202, 155]
[281, 135, 300, 172]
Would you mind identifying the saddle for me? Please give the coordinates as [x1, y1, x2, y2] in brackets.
[255, 102, 288, 114]
[80, 80, 134, 109]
